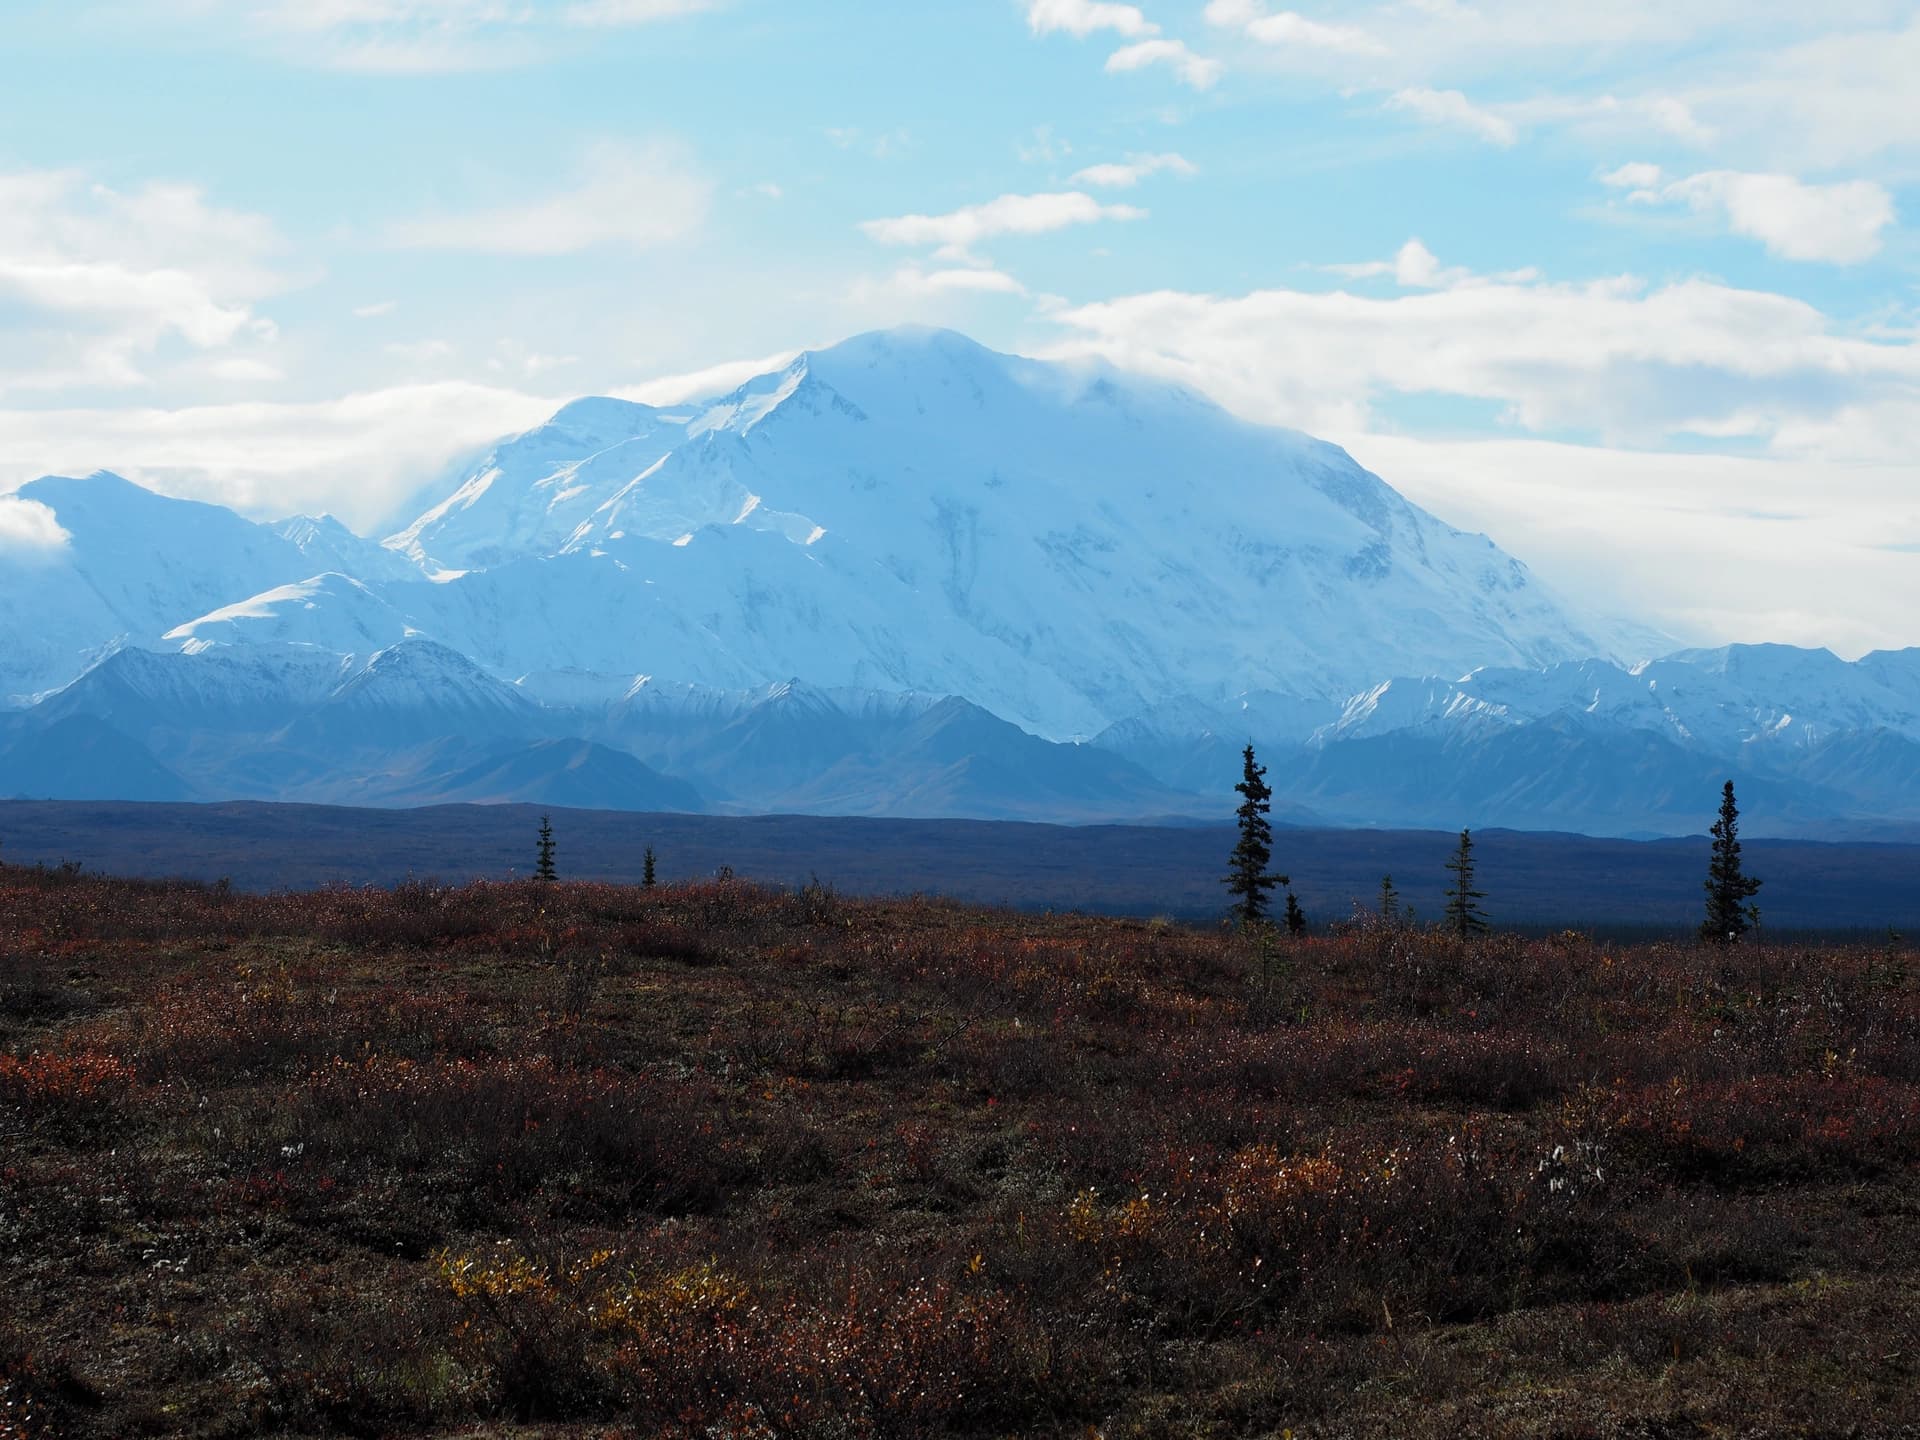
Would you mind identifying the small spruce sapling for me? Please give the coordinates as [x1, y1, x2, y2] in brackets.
[642, 845, 656, 889]
[1378, 872, 1399, 923]
[536, 815, 557, 883]
[1443, 828, 1489, 937]
[1284, 889, 1307, 936]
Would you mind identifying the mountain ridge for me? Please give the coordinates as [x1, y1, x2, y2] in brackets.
[6, 325, 1913, 835]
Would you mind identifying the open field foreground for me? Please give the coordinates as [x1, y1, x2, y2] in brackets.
[3, 864, 1918, 1438]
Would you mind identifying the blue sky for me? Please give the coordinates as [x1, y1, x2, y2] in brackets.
[0, 0, 1916, 653]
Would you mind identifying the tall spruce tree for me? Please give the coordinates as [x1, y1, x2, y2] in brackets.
[1223, 743, 1286, 924]
[1701, 780, 1762, 943]
[535, 815, 557, 882]
[1443, 828, 1488, 936]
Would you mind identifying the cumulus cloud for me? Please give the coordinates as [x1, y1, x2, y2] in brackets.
[1599, 161, 1664, 191]
[1070, 152, 1198, 188]
[0, 168, 285, 397]
[383, 140, 711, 256]
[859, 191, 1146, 262]
[1322, 238, 1485, 289]
[1025, 0, 1159, 39]
[1025, 1, 1219, 89]
[1205, 1, 1387, 56]
[1104, 39, 1224, 89]
[1606, 165, 1898, 264]
[0, 496, 71, 557]
[1385, 88, 1518, 146]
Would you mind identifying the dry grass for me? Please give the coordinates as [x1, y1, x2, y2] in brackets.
[0, 865, 1915, 1437]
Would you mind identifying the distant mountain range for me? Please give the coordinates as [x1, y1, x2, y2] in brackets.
[3, 326, 1915, 838]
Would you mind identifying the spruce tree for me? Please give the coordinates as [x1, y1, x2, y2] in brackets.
[1443, 828, 1488, 936]
[1284, 889, 1307, 936]
[1701, 780, 1762, 943]
[1378, 873, 1399, 923]
[1223, 743, 1285, 924]
[642, 845, 657, 889]
[535, 815, 557, 882]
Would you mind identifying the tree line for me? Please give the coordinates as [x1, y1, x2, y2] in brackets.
[523, 751, 1766, 944]
[1224, 744, 1763, 943]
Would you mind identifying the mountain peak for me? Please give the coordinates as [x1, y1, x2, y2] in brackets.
[545, 395, 661, 433]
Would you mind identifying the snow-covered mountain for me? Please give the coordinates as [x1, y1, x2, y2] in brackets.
[5, 324, 1916, 834]
[1091, 644, 1920, 836]
[356, 327, 1632, 736]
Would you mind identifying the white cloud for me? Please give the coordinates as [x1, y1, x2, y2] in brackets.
[485, 340, 579, 377]
[383, 140, 711, 256]
[0, 382, 561, 531]
[1041, 258, 1920, 453]
[1321, 238, 1531, 289]
[0, 168, 286, 397]
[352, 299, 398, 318]
[1104, 39, 1224, 89]
[1342, 432, 1920, 657]
[1601, 161, 1665, 190]
[1206, 1, 1387, 56]
[1197, 1, 1917, 165]
[1025, 1, 1220, 90]
[205, 356, 286, 383]
[1678, 15, 1920, 168]
[1389, 237, 1452, 287]
[143, 0, 722, 71]
[1070, 152, 1198, 188]
[1624, 169, 1898, 264]
[890, 265, 1029, 297]
[859, 191, 1146, 262]
[0, 496, 71, 557]
[1025, 0, 1160, 39]
[612, 350, 802, 407]
[1645, 97, 1715, 146]
[1385, 88, 1518, 146]
[563, 0, 719, 27]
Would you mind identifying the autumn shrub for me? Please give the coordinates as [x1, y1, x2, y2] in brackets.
[278, 1054, 742, 1222]
[0, 1050, 136, 1138]
[435, 1241, 1074, 1436]
[1602, 1074, 1920, 1182]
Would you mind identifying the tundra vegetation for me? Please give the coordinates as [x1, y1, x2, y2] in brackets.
[0, 862, 1916, 1438]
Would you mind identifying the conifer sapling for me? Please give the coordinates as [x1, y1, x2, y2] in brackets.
[536, 815, 557, 883]
[1443, 829, 1488, 937]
